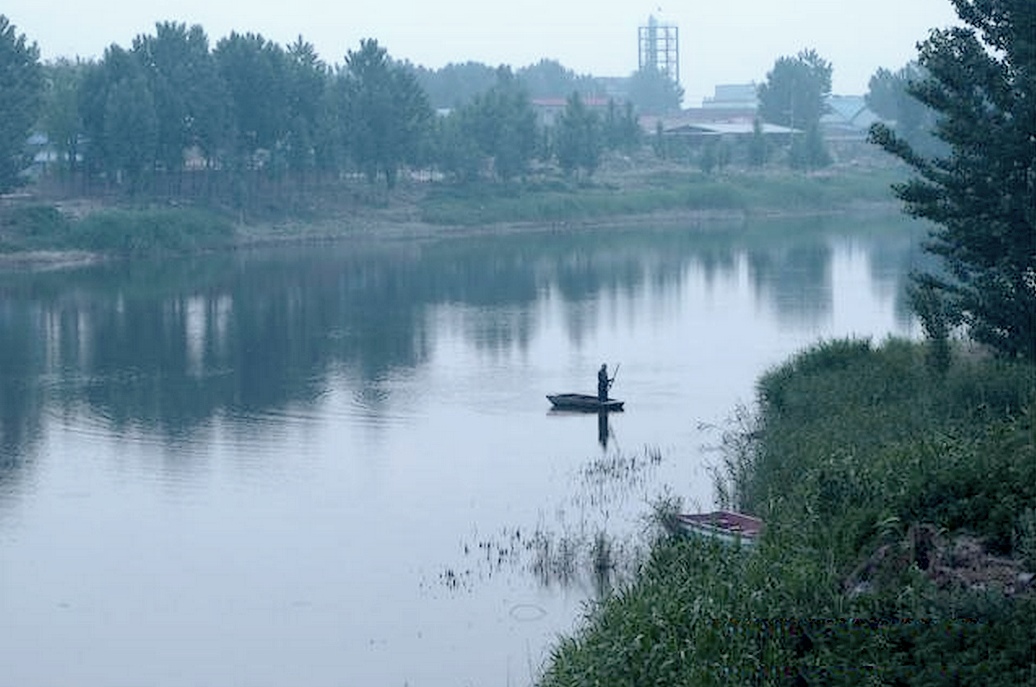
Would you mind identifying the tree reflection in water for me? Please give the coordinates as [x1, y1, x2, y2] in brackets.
[0, 215, 924, 490]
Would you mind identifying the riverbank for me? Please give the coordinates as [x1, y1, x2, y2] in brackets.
[538, 338, 1036, 686]
[0, 164, 905, 270]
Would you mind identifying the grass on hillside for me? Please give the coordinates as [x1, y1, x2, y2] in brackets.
[539, 339, 1036, 687]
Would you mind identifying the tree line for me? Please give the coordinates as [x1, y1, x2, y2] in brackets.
[3, 14, 947, 199]
[1, 19, 656, 203]
[3, 13, 938, 201]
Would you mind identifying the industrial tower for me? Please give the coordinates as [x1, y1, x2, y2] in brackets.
[638, 15, 679, 84]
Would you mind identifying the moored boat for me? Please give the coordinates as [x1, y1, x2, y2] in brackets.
[668, 510, 764, 546]
[547, 393, 625, 412]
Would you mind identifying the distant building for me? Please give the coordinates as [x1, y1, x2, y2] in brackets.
[639, 103, 794, 167]
[822, 95, 880, 140]
[639, 99, 763, 134]
[642, 114, 796, 142]
[637, 87, 885, 166]
[532, 96, 613, 127]
[702, 83, 759, 112]
[821, 94, 883, 162]
[27, 132, 61, 178]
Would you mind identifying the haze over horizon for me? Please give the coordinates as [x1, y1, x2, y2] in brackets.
[5, 0, 959, 106]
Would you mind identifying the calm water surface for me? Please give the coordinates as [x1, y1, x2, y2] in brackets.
[0, 214, 924, 686]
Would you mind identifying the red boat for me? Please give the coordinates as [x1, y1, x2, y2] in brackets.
[669, 510, 764, 546]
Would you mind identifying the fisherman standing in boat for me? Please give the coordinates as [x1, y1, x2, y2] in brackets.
[597, 363, 613, 402]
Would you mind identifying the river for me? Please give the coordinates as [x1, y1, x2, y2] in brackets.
[0, 213, 925, 686]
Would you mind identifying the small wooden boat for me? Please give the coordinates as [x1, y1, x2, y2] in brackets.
[668, 510, 764, 546]
[547, 393, 625, 412]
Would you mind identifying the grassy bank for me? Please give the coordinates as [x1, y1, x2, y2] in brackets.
[418, 167, 903, 226]
[0, 204, 234, 256]
[539, 339, 1035, 686]
[1, 166, 904, 258]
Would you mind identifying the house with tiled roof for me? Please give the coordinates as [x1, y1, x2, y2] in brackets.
[822, 95, 881, 141]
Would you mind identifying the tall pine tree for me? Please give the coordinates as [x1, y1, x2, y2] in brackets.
[0, 16, 43, 193]
[870, 0, 1036, 360]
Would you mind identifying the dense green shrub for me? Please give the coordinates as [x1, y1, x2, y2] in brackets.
[0, 204, 73, 251]
[743, 339, 1034, 551]
[0, 204, 234, 256]
[541, 340, 1036, 687]
[71, 207, 234, 256]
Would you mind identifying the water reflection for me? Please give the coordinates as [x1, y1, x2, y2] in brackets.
[598, 411, 610, 449]
[0, 214, 927, 687]
[0, 300, 44, 493]
[0, 215, 924, 482]
[546, 407, 617, 450]
[747, 241, 833, 325]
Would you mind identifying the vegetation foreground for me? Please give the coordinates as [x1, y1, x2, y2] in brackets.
[539, 339, 1035, 686]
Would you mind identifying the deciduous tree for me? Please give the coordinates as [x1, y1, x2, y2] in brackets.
[41, 58, 84, 180]
[866, 62, 941, 157]
[432, 110, 482, 183]
[215, 32, 289, 163]
[78, 45, 158, 190]
[344, 39, 432, 188]
[626, 66, 683, 115]
[758, 49, 832, 129]
[748, 117, 768, 167]
[602, 99, 641, 154]
[555, 92, 602, 177]
[285, 36, 329, 188]
[758, 49, 832, 169]
[517, 59, 597, 101]
[412, 60, 497, 111]
[133, 22, 229, 185]
[463, 67, 537, 182]
[102, 52, 158, 191]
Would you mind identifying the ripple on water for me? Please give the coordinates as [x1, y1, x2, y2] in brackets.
[509, 603, 548, 622]
[42, 400, 220, 494]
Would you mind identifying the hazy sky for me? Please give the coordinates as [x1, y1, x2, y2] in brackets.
[6, 0, 960, 105]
